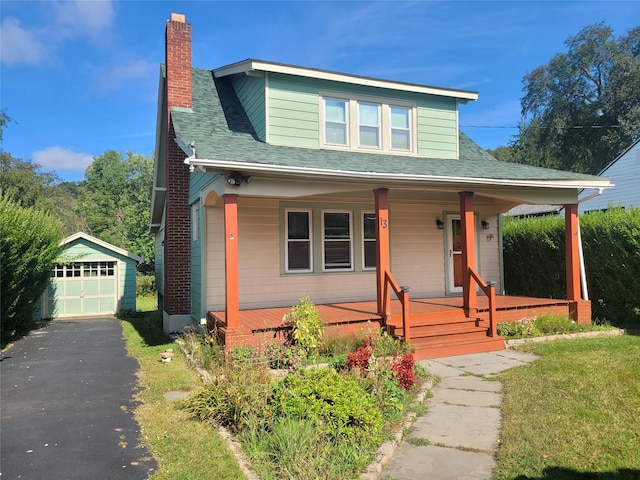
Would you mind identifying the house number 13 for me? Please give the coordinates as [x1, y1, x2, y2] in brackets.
[380, 218, 388, 229]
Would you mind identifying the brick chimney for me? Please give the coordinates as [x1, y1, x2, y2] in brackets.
[163, 13, 192, 326]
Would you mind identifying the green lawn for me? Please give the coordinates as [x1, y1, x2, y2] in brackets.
[121, 313, 246, 480]
[495, 334, 640, 479]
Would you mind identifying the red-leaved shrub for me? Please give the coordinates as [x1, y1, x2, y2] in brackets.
[391, 353, 416, 391]
[346, 346, 373, 370]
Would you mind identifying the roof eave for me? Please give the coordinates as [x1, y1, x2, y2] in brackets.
[184, 158, 613, 191]
[213, 59, 478, 101]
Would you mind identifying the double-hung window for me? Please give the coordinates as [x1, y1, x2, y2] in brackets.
[390, 106, 411, 151]
[358, 103, 381, 149]
[322, 211, 352, 271]
[285, 210, 312, 272]
[324, 98, 348, 146]
[362, 212, 377, 270]
[321, 93, 415, 153]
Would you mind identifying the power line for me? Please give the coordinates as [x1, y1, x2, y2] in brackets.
[460, 124, 640, 129]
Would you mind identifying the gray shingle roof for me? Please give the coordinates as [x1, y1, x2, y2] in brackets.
[171, 68, 604, 184]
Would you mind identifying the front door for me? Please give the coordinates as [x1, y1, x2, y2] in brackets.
[446, 216, 463, 294]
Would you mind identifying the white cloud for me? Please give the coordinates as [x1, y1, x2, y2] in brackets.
[90, 58, 156, 94]
[53, 0, 115, 40]
[32, 146, 94, 173]
[0, 17, 46, 66]
[1, 0, 115, 66]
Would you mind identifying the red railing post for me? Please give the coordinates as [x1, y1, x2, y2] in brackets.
[384, 271, 411, 344]
[401, 288, 411, 344]
[468, 267, 497, 338]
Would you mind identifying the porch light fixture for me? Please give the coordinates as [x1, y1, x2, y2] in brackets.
[436, 219, 444, 229]
[481, 220, 490, 230]
[227, 171, 251, 186]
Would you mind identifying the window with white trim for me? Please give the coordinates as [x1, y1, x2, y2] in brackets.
[358, 103, 381, 148]
[285, 210, 312, 272]
[52, 262, 115, 278]
[321, 93, 415, 153]
[324, 98, 348, 146]
[362, 212, 377, 270]
[390, 106, 411, 150]
[322, 211, 352, 271]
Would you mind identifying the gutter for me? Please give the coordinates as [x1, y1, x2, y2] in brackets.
[183, 157, 613, 191]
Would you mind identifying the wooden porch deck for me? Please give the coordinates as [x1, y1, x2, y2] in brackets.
[208, 295, 573, 358]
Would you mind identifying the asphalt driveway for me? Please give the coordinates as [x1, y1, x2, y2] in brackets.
[1, 317, 157, 479]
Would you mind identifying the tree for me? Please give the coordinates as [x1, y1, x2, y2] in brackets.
[0, 113, 84, 235]
[76, 150, 154, 270]
[513, 23, 640, 174]
[1, 193, 64, 344]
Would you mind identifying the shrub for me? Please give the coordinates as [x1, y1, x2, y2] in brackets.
[346, 345, 373, 371]
[265, 343, 305, 370]
[229, 345, 257, 364]
[503, 207, 640, 329]
[268, 368, 383, 441]
[0, 194, 63, 344]
[283, 295, 324, 355]
[136, 274, 155, 297]
[328, 353, 347, 372]
[496, 314, 610, 339]
[391, 353, 416, 391]
[183, 361, 273, 431]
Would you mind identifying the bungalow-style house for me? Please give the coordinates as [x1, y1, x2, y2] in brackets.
[150, 13, 612, 358]
[579, 138, 639, 213]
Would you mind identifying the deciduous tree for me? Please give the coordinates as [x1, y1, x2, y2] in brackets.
[498, 23, 640, 174]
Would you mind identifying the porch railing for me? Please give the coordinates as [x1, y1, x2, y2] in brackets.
[468, 267, 498, 337]
[382, 271, 411, 344]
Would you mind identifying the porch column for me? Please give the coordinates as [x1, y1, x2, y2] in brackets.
[565, 203, 581, 301]
[565, 203, 591, 323]
[374, 188, 390, 316]
[223, 194, 239, 329]
[459, 191, 477, 315]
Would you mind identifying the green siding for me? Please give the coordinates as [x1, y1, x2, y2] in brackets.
[264, 72, 459, 156]
[267, 74, 319, 147]
[417, 97, 458, 158]
[189, 171, 218, 204]
[40, 236, 138, 318]
[191, 200, 203, 321]
[154, 212, 165, 296]
[189, 174, 218, 323]
[232, 75, 266, 141]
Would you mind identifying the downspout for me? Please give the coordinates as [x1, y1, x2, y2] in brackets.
[576, 188, 604, 301]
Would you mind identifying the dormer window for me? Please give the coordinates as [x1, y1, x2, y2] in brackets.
[391, 106, 411, 150]
[321, 93, 415, 154]
[358, 103, 381, 148]
[324, 99, 348, 146]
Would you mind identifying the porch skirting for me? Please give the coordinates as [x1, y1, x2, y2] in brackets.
[208, 295, 590, 359]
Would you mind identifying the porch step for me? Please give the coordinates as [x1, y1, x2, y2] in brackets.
[388, 310, 504, 360]
[411, 335, 506, 360]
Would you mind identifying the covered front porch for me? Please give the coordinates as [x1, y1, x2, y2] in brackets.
[209, 294, 576, 359]
[212, 187, 590, 359]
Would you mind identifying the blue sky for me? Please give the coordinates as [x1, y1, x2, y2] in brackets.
[1, 1, 639, 182]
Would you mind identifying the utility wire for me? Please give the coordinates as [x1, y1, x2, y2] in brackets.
[460, 124, 640, 129]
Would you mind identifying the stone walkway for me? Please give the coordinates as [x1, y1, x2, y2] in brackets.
[381, 350, 538, 480]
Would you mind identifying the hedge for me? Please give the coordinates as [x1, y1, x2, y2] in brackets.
[503, 207, 640, 329]
[1, 194, 63, 343]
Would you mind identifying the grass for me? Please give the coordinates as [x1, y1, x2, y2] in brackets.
[120, 311, 245, 480]
[495, 334, 640, 479]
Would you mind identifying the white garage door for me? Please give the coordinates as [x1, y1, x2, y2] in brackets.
[46, 261, 118, 317]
